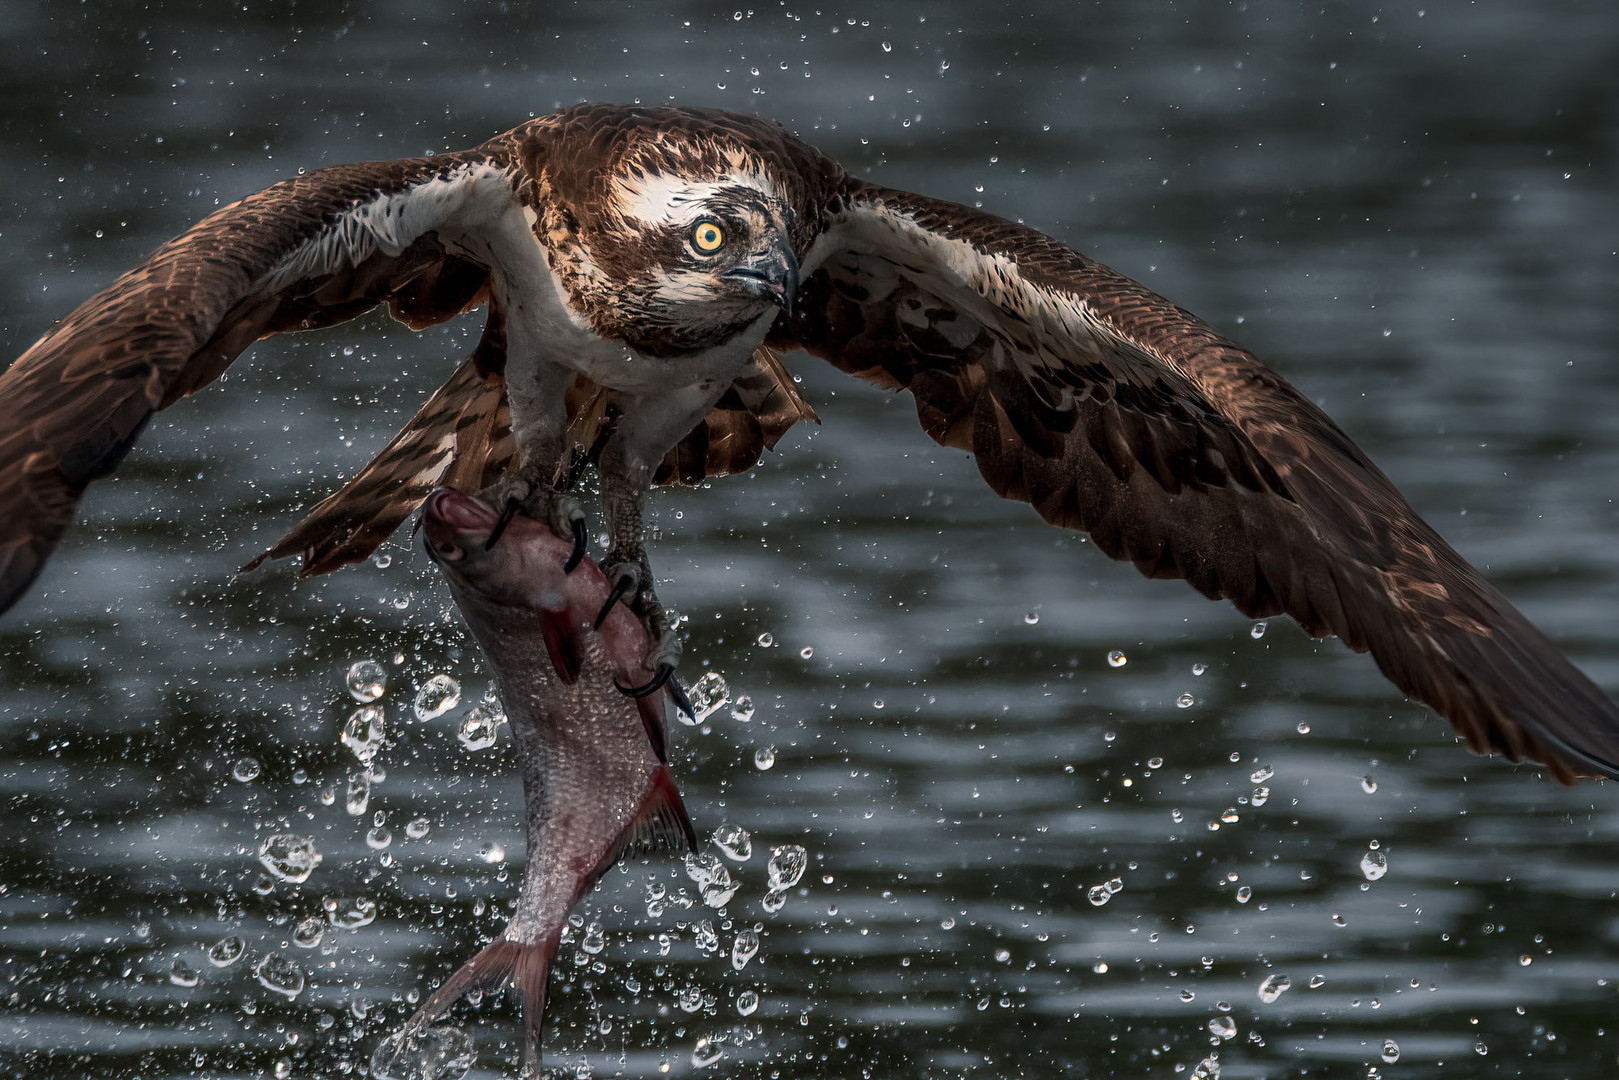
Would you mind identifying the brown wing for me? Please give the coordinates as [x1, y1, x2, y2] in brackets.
[0, 146, 520, 612]
[780, 181, 1619, 783]
[246, 342, 818, 576]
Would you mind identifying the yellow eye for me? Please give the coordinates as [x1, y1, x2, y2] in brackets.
[690, 219, 726, 254]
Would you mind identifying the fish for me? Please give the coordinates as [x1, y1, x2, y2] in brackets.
[390, 486, 697, 1077]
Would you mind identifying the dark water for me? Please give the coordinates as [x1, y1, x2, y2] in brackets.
[3, 2, 1619, 1077]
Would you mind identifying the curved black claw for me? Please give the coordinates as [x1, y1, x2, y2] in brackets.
[669, 675, 696, 723]
[594, 576, 634, 630]
[616, 662, 675, 699]
[563, 517, 589, 574]
[484, 497, 521, 551]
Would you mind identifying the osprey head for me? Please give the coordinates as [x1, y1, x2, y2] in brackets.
[538, 118, 811, 358]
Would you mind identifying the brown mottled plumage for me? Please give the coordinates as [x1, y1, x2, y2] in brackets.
[1, 104, 1614, 781]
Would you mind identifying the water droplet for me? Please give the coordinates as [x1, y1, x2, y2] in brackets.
[1146, 756, 1164, 769]
[1474, 1041, 1488, 1056]
[169, 958, 200, 987]
[1296, 722, 1311, 734]
[1236, 886, 1253, 903]
[366, 826, 392, 850]
[346, 770, 371, 816]
[1360, 848, 1389, 881]
[768, 845, 808, 890]
[1024, 611, 1040, 625]
[1106, 650, 1128, 668]
[456, 701, 505, 750]
[1221, 808, 1240, 823]
[737, 989, 760, 1016]
[881, 40, 893, 51]
[1250, 621, 1268, 639]
[693, 920, 720, 953]
[405, 816, 431, 839]
[347, 660, 387, 702]
[713, 823, 752, 861]
[253, 952, 305, 999]
[691, 1037, 724, 1068]
[1250, 786, 1270, 807]
[1249, 765, 1274, 784]
[1380, 1039, 1400, 1063]
[208, 935, 245, 967]
[1361, 775, 1378, 794]
[293, 917, 324, 949]
[478, 841, 505, 864]
[341, 704, 386, 765]
[1309, 974, 1326, 989]
[753, 746, 776, 770]
[370, 1024, 475, 1080]
[731, 929, 760, 970]
[582, 921, 606, 955]
[1519, 954, 1532, 967]
[1087, 885, 1111, 906]
[755, 632, 774, 648]
[685, 852, 738, 908]
[730, 694, 755, 722]
[372, 552, 393, 569]
[761, 889, 786, 913]
[1192, 663, 1207, 676]
[1208, 1015, 1237, 1041]
[258, 834, 322, 883]
[1257, 974, 1292, 1003]
[799, 646, 814, 659]
[686, 671, 731, 724]
[414, 675, 461, 720]
[1177, 693, 1195, 709]
[324, 896, 378, 929]
[231, 757, 261, 783]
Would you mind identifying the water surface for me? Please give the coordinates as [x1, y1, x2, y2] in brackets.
[3, 3, 1619, 1077]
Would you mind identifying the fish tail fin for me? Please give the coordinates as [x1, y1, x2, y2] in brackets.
[395, 932, 559, 1077]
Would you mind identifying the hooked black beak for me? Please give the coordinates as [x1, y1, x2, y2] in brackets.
[722, 238, 799, 320]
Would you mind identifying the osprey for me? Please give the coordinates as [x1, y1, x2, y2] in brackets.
[1, 104, 1615, 780]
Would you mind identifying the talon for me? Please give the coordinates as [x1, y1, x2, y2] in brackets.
[669, 675, 696, 723]
[563, 516, 588, 574]
[616, 662, 674, 699]
[594, 575, 635, 630]
[484, 497, 521, 550]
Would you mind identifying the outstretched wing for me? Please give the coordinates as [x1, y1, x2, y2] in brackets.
[782, 181, 1619, 782]
[0, 146, 521, 612]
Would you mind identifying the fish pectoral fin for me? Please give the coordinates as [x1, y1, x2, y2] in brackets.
[596, 766, 699, 880]
[636, 692, 671, 764]
[388, 932, 558, 1075]
[540, 607, 583, 684]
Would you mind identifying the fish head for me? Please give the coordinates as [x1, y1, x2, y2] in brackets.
[420, 488, 576, 611]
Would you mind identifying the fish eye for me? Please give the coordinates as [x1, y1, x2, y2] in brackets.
[434, 541, 466, 562]
[689, 218, 726, 255]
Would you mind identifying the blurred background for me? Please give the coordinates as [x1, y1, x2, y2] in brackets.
[2, 1, 1618, 1077]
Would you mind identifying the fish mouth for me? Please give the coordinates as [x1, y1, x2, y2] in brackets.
[422, 488, 498, 561]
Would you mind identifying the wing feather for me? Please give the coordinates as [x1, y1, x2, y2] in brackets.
[0, 148, 520, 610]
[784, 182, 1618, 782]
[246, 344, 817, 574]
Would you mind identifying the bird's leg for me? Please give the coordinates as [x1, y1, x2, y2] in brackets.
[478, 365, 587, 565]
[596, 467, 681, 673]
[589, 380, 732, 681]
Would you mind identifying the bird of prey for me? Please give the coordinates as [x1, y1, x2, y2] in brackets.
[1, 104, 1614, 781]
